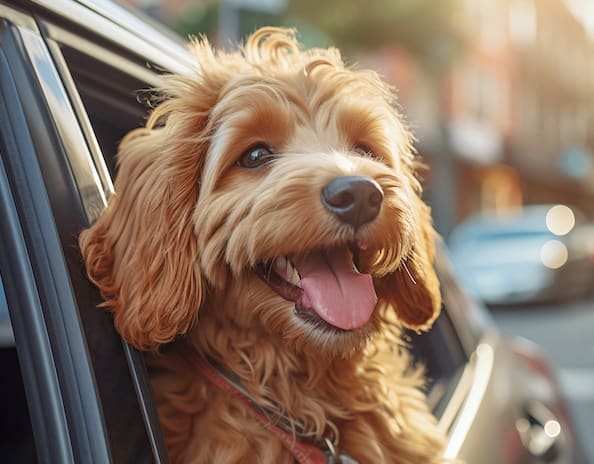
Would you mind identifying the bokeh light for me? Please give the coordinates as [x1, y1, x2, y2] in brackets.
[540, 240, 568, 269]
[544, 419, 562, 438]
[545, 205, 575, 236]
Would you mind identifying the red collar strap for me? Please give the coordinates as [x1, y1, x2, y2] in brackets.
[179, 347, 357, 464]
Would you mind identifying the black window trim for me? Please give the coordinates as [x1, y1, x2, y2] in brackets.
[0, 153, 74, 462]
[436, 246, 485, 356]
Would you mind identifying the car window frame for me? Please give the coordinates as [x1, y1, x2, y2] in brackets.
[0, 14, 105, 461]
[0, 4, 166, 462]
[38, 8, 173, 463]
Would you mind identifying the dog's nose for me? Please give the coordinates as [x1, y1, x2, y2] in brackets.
[322, 176, 384, 228]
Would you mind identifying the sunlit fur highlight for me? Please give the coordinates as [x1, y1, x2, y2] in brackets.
[79, 27, 447, 463]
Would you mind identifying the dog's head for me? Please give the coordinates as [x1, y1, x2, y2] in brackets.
[79, 28, 441, 354]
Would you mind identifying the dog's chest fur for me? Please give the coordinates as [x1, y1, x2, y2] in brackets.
[147, 335, 445, 464]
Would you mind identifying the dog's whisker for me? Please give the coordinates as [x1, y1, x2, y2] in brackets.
[352, 246, 361, 273]
[402, 261, 417, 285]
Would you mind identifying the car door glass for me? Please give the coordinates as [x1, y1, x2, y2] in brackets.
[58, 44, 157, 177]
[407, 307, 467, 416]
[406, 252, 477, 419]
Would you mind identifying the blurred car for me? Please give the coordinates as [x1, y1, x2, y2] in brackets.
[0, 1, 587, 463]
[571, 221, 594, 270]
[448, 205, 594, 306]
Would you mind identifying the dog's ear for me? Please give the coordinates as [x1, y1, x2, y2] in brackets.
[78, 54, 225, 350]
[374, 197, 442, 331]
[77, 33, 238, 351]
[79, 122, 207, 351]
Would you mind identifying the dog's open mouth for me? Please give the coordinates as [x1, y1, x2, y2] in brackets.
[255, 246, 377, 331]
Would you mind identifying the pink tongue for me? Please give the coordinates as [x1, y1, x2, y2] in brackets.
[293, 248, 377, 330]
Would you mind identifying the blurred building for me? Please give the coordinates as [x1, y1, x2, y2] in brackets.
[509, 0, 594, 213]
[445, 0, 519, 224]
[370, 0, 594, 235]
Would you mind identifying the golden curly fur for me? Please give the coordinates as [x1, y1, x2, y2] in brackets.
[79, 27, 446, 463]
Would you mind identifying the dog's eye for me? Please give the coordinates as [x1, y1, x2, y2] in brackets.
[354, 144, 383, 162]
[238, 145, 276, 169]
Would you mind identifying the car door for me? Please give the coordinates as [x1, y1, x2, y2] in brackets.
[0, 1, 171, 461]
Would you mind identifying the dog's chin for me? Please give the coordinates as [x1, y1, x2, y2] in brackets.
[291, 306, 377, 358]
[254, 245, 379, 356]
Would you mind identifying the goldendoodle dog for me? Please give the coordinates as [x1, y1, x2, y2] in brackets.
[80, 27, 446, 463]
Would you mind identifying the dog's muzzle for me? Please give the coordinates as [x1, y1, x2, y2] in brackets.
[256, 176, 384, 333]
[321, 176, 383, 229]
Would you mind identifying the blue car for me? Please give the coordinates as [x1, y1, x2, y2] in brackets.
[448, 205, 594, 305]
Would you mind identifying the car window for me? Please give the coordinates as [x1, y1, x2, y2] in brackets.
[50, 39, 169, 463]
[48, 24, 481, 459]
[408, 305, 468, 417]
[58, 38, 471, 431]
[59, 44, 160, 177]
[406, 247, 488, 419]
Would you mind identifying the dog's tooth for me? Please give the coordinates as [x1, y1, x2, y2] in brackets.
[275, 256, 287, 273]
[286, 260, 302, 287]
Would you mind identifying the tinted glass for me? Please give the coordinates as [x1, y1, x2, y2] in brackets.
[407, 308, 467, 416]
[60, 45, 152, 176]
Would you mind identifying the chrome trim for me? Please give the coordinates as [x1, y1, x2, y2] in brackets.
[18, 26, 107, 222]
[0, 3, 38, 29]
[437, 358, 474, 434]
[44, 38, 116, 200]
[30, 0, 195, 76]
[440, 335, 497, 459]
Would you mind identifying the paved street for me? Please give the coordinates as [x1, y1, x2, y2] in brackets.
[492, 294, 594, 463]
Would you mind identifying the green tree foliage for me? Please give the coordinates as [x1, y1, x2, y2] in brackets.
[286, 0, 462, 68]
[173, 3, 218, 39]
[169, 0, 462, 69]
